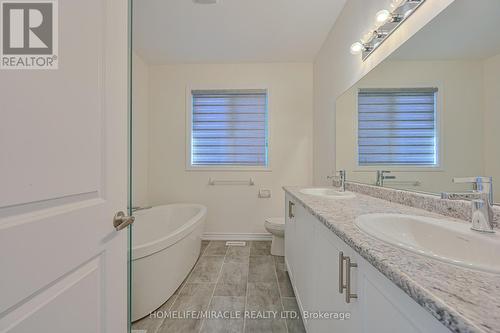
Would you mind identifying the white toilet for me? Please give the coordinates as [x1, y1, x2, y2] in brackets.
[264, 217, 285, 256]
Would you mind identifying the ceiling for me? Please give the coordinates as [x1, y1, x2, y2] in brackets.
[133, 0, 346, 65]
[390, 0, 500, 61]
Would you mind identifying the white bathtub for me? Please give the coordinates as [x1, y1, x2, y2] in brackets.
[131, 204, 207, 321]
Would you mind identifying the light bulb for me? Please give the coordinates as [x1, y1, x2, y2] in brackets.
[376, 9, 391, 23]
[350, 42, 363, 55]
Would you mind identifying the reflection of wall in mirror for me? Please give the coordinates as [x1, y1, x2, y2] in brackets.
[484, 53, 500, 203]
[336, 56, 500, 201]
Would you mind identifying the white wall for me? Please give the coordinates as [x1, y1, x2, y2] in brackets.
[335, 60, 484, 193]
[313, 0, 456, 185]
[148, 63, 313, 235]
[132, 52, 150, 206]
[484, 53, 500, 201]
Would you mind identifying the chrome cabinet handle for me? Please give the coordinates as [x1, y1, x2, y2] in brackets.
[339, 251, 345, 293]
[113, 211, 135, 231]
[344, 256, 358, 303]
[288, 201, 295, 219]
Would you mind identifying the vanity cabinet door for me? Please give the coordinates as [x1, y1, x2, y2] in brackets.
[293, 203, 316, 317]
[310, 222, 361, 333]
[356, 255, 450, 333]
[285, 195, 297, 282]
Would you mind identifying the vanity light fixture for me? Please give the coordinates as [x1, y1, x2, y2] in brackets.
[351, 0, 426, 61]
[350, 42, 364, 55]
[350, 41, 374, 55]
[376, 10, 391, 24]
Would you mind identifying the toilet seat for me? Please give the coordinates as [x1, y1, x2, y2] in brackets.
[265, 217, 285, 231]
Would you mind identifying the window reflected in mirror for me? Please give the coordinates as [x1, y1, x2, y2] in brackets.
[336, 0, 500, 204]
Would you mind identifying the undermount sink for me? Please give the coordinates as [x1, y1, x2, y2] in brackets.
[299, 188, 356, 199]
[355, 213, 500, 274]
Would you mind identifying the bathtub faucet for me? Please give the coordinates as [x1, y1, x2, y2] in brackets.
[131, 206, 153, 212]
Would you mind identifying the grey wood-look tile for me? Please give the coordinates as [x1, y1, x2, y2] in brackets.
[275, 259, 294, 297]
[158, 318, 202, 333]
[213, 282, 247, 297]
[250, 241, 271, 256]
[282, 297, 306, 333]
[178, 283, 215, 296]
[203, 241, 228, 256]
[131, 290, 179, 333]
[202, 318, 244, 333]
[172, 283, 215, 312]
[187, 256, 224, 283]
[219, 262, 249, 285]
[138, 239, 306, 333]
[244, 318, 287, 333]
[226, 243, 251, 259]
[131, 315, 163, 333]
[273, 256, 285, 268]
[246, 282, 282, 312]
[248, 256, 276, 283]
[210, 295, 246, 311]
[214, 260, 249, 297]
[200, 240, 210, 255]
[157, 284, 215, 333]
[225, 254, 250, 265]
[201, 296, 245, 333]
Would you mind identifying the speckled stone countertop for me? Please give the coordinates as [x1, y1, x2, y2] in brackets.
[283, 186, 500, 333]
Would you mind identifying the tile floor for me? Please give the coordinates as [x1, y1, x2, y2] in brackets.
[132, 240, 306, 333]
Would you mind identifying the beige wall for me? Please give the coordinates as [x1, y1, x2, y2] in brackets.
[148, 63, 313, 235]
[313, 0, 456, 185]
[335, 60, 484, 194]
[132, 52, 150, 206]
[484, 53, 500, 202]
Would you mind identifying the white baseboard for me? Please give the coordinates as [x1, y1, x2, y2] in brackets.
[202, 232, 272, 241]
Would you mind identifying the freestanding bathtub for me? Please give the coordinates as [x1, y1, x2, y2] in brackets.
[131, 204, 207, 321]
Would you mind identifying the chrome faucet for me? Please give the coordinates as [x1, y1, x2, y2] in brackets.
[328, 170, 346, 192]
[376, 170, 396, 187]
[441, 177, 495, 233]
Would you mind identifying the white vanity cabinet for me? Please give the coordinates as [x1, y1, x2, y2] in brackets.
[310, 221, 361, 333]
[284, 194, 450, 333]
[285, 197, 316, 314]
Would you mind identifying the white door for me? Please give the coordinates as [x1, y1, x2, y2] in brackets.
[0, 0, 129, 332]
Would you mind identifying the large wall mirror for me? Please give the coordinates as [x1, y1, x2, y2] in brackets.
[336, 0, 500, 204]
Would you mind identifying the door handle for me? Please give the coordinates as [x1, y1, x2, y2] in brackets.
[344, 256, 358, 303]
[113, 211, 135, 231]
[288, 201, 295, 219]
[339, 251, 345, 293]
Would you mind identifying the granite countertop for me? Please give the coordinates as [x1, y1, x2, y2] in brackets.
[283, 186, 500, 333]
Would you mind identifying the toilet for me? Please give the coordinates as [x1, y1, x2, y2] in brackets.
[264, 217, 285, 256]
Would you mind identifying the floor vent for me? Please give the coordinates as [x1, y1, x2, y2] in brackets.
[225, 241, 246, 247]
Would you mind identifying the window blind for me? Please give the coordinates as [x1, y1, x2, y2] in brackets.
[358, 88, 438, 166]
[191, 89, 268, 166]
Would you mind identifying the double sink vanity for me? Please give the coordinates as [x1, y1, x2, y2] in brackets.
[283, 184, 499, 333]
[289, 2, 500, 332]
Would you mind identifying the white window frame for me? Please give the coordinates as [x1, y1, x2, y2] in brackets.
[185, 85, 272, 171]
[353, 83, 444, 172]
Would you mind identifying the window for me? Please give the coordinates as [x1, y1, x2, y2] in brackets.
[189, 89, 268, 168]
[357, 88, 438, 166]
